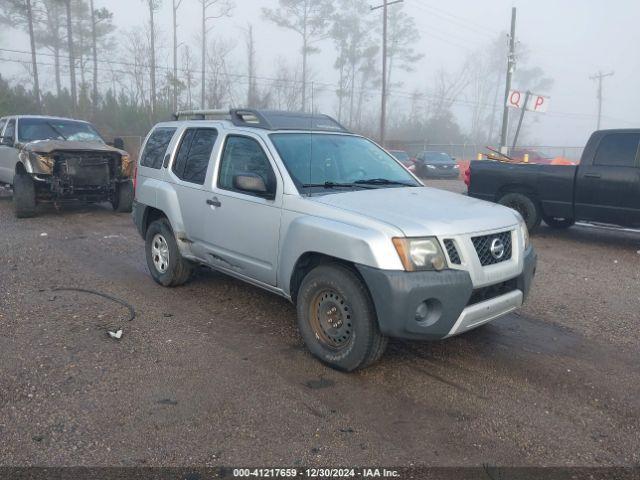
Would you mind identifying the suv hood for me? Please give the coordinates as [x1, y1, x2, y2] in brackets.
[20, 140, 128, 156]
[311, 187, 518, 237]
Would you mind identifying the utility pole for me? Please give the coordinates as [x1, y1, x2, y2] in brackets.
[172, 0, 184, 114]
[25, 0, 41, 110]
[500, 7, 517, 151]
[371, 0, 403, 148]
[512, 91, 530, 149]
[247, 24, 256, 107]
[89, 0, 97, 115]
[64, 0, 77, 116]
[590, 71, 614, 130]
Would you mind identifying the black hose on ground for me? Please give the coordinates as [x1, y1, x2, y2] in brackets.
[52, 287, 136, 323]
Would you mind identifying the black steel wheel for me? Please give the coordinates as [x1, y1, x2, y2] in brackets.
[13, 173, 37, 218]
[308, 289, 354, 350]
[498, 192, 542, 232]
[542, 215, 575, 229]
[296, 263, 387, 371]
[112, 180, 134, 213]
[145, 218, 193, 287]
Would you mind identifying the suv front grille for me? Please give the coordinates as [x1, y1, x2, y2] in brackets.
[472, 231, 512, 266]
[53, 151, 118, 186]
[468, 278, 518, 306]
[443, 239, 461, 265]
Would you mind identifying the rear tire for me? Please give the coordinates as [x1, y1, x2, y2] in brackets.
[145, 218, 193, 287]
[543, 215, 575, 229]
[112, 180, 134, 213]
[296, 263, 388, 371]
[13, 173, 37, 218]
[498, 192, 541, 231]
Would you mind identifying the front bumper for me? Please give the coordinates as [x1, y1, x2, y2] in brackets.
[132, 200, 146, 239]
[423, 168, 460, 178]
[357, 246, 537, 340]
[32, 174, 119, 202]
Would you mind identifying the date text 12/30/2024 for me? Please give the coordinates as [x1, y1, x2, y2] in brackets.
[232, 468, 401, 478]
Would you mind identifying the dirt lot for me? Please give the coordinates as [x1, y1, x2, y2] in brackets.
[0, 180, 639, 467]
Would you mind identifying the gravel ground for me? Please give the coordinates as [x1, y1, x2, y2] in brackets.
[0, 181, 639, 467]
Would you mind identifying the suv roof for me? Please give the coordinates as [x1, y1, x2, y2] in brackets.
[0, 115, 91, 124]
[172, 109, 350, 133]
[1, 115, 94, 124]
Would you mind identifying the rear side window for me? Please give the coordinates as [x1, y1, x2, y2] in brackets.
[594, 133, 640, 167]
[140, 127, 176, 169]
[172, 128, 218, 185]
[4, 119, 16, 142]
[0, 119, 7, 136]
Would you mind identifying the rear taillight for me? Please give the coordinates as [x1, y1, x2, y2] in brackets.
[464, 167, 471, 187]
[133, 165, 138, 196]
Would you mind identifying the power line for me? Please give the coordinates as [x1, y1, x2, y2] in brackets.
[416, 28, 474, 52]
[404, 3, 496, 51]
[0, 47, 339, 89]
[408, 0, 499, 40]
[2, 54, 635, 127]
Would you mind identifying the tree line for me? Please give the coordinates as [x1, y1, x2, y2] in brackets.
[0, 0, 552, 145]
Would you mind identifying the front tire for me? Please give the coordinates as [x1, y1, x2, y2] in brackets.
[112, 180, 134, 213]
[498, 192, 541, 231]
[543, 215, 575, 229]
[296, 264, 388, 372]
[145, 218, 193, 287]
[13, 173, 37, 218]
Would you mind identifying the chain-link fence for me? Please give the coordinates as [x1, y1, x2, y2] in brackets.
[386, 141, 584, 163]
[115, 135, 584, 168]
[115, 136, 144, 159]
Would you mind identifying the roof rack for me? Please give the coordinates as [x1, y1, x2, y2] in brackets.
[172, 108, 350, 133]
[172, 109, 231, 121]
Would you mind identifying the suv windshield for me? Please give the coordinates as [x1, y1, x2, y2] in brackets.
[270, 133, 419, 191]
[424, 152, 454, 163]
[390, 150, 410, 162]
[18, 118, 104, 144]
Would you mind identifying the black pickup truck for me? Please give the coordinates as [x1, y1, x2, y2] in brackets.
[467, 129, 640, 231]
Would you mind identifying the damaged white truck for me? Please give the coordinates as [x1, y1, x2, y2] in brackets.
[0, 115, 134, 218]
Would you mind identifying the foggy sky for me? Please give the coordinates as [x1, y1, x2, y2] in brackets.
[2, 0, 639, 146]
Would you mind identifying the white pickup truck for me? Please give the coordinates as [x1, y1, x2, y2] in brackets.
[132, 109, 537, 371]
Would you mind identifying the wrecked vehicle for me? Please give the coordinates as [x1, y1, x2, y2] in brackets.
[0, 115, 134, 218]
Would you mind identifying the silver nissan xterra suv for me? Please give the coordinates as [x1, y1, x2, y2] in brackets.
[133, 109, 537, 371]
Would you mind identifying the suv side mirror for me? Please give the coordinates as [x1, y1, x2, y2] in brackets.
[233, 173, 275, 199]
[113, 137, 125, 150]
[0, 136, 13, 146]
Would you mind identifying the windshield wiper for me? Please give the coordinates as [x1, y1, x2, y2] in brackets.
[46, 122, 67, 140]
[301, 181, 375, 190]
[354, 178, 416, 187]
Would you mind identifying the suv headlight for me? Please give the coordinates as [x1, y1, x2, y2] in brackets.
[29, 152, 54, 172]
[393, 237, 446, 271]
[517, 215, 530, 249]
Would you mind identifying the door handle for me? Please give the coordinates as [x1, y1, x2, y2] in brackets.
[584, 173, 601, 179]
[206, 197, 222, 208]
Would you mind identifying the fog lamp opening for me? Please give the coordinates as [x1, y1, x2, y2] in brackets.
[415, 299, 442, 327]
